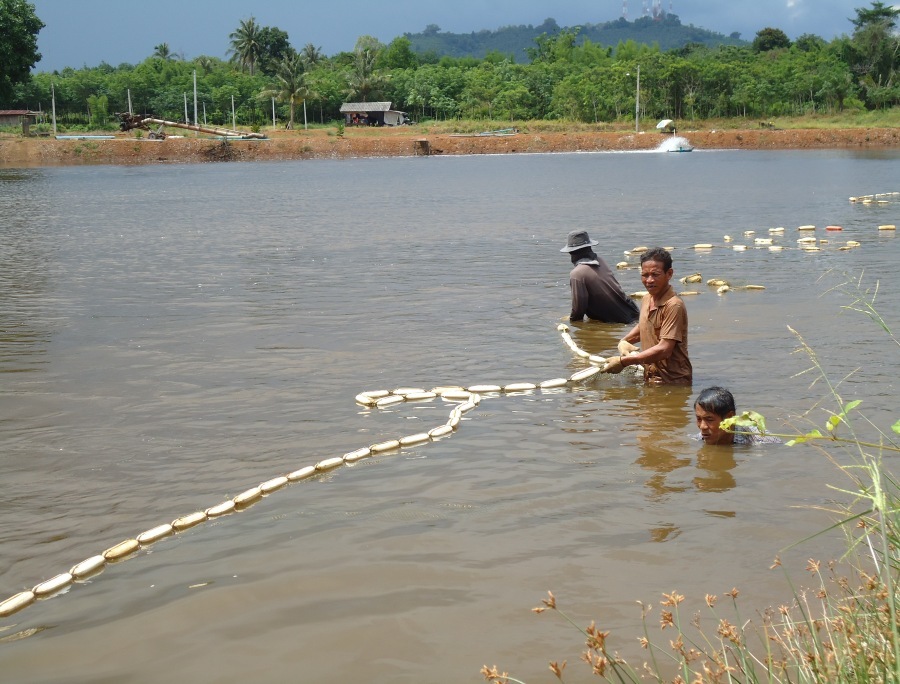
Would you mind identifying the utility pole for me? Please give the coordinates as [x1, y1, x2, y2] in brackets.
[635, 64, 640, 133]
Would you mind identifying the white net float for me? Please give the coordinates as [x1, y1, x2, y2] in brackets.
[399, 433, 430, 446]
[679, 273, 702, 283]
[343, 447, 371, 463]
[428, 424, 453, 438]
[172, 511, 207, 531]
[360, 390, 390, 399]
[706, 278, 729, 286]
[539, 378, 568, 388]
[503, 382, 536, 392]
[629, 291, 646, 298]
[798, 225, 816, 231]
[446, 412, 461, 429]
[392, 387, 426, 396]
[754, 238, 772, 245]
[370, 440, 401, 453]
[569, 366, 602, 382]
[205, 500, 236, 518]
[440, 390, 472, 401]
[355, 394, 378, 406]
[588, 355, 607, 366]
[733, 245, 747, 251]
[616, 261, 628, 269]
[679, 290, 701, 295]
[287, 465, 317, 482]
[744, 285, 766, 290]
[103, 538, 140, 561]
[769, 245, 784, 251]
[33, 573, 74, 597]
[375, 395, 405, 408]
[70, 555, 107, 579]
[137, 524, 174, 545]
[260, 476, 289, 494]
[743, 230, 755, 236]
[403, 391, 437, 401]
[879, 224, 896, 230]
[723, 235, 732, 241]
[630, 246, 649, 253]
[574, 348, 590, 358]
[457, 400, 477, 413]
[233, 487, 263, 507]
[717, 285, 731, 295]
[556, 323, 569, 332]
[430, 386, 465, 394]
[0, 591, 36, 617]
[314, 457, 344, 471]
[846, 240, 861, 247]
[469, 393, 482, 405]
[693, 243, 713, 249]
[467, 384, 501, 393]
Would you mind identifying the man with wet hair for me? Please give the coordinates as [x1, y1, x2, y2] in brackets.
[560, 230, 639, 324]
[694, 386, 780, 445]
[602, 247, 692, 385]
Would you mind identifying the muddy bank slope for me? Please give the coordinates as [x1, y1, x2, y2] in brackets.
[2, 127, 899, 166]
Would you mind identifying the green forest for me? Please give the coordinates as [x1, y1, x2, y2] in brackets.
[3, 1, 899, 131]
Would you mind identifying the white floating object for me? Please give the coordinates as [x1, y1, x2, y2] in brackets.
[103, 538, 141, 560]
[287, 465, 317, 481]
[588, 355, 607, 366]
[315, 456, 344, 471]
[503, 382, 536, 392]
[743, 230, 755, 236]
[539, 378, 569, 388]
[797, 236, 817, 243]
[630, 245, 649, 253]
[399, 433, 430, 446]
[717, 285, 730, 295]
[570, 366, 602, 382]
[754, 238, 772, 245]
[693, 243, 713, 249]
[769, 245, 783, 251]
[137, 524, 174, 544]
[629, 291, 646, 298]
[846, 240, 861, 247]
[355, 394, 378, 406]
[260, 476, 289, 494]
[616, 261, 628, 269]
[744, 285, 766, 290]
[879, 224, 896, 230]
[428, 424, 453, 438]
[403, 391, 437, 401]
[798, 225, 816, 231]
[233, 486, 263, 507]
[343, 447, 371, 463]
[360, 390, 390, 399]
[430, 385, 464, 394]
[392, 387, 425, 396]
[457, 400, 477, 413]
[467, 384, 502, 393]
[556, 323, 569, 332]
[440, 390, 472, 401]
[446, 412, 461, 429]
[0, 591, 36, 617]
[370, 440, 401, 453]
[206, 501, 236, 517]
[70, 555, 106, 579]
[33, 573, 74, 597]
[769, 227, 785, 233]
[376, 395, 405, 408]
[706, 278, 729, 286]
[172, 511, 207, 531]
[733, 245, 747, 251]
[723, 235, 732, 242]
[679, 291, 701, 296]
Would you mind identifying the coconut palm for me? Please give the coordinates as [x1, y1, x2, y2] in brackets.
[152, 43, 175, 61]
[228, 17, 262, 76]
[346, 40, 388, 102]
[260, 52, 308, 129]
[301, 43, 323, 68]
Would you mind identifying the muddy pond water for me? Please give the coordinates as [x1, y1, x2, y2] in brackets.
[1, 148, 899, 682]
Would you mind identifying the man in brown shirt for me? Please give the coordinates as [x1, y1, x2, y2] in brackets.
[601, 247, 692, 385]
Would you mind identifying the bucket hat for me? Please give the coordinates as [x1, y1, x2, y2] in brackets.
[560, 230, 599, 253]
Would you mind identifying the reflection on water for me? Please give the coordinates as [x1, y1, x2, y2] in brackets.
[0, 151, 898, 683]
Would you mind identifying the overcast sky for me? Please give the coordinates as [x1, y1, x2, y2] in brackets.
[30, 0, 879, 73]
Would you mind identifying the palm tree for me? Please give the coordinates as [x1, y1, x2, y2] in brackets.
[228, 17, 262, 76]
[346, 42, 387, 102]
[152, 43, 175, 60]
[195, 55, 215, 75]
[301, 43, 323, 68]
[260, 52, 308, 129]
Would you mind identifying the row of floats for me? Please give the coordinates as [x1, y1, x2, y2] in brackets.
[0, 324, 622, 621]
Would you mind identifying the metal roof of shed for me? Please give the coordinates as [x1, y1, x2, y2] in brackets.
[340, 102, 393, 113]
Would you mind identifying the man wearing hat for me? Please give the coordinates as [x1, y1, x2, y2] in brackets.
[561, 230, 639, 324]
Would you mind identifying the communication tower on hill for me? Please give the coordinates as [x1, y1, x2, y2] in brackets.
[622, 1, 671, 20]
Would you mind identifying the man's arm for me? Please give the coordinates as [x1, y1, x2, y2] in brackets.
[621, 338, 675, 367]
[569, 277, 588, 321]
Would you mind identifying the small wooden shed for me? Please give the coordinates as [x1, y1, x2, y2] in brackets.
[0, 110, 42, 135]
[340, 102, 409, 127]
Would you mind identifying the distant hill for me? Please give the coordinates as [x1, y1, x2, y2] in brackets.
[405, 14, 748, 62]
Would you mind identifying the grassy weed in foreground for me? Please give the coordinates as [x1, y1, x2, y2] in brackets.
[484, 275, 899, 684]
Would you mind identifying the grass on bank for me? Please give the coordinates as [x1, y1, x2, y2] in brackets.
[484, 272, 899, 684]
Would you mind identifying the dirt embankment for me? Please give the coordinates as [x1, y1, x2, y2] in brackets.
[1, 127, 899, 166]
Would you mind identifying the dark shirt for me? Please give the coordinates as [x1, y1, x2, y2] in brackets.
[569, 258, 639, 324]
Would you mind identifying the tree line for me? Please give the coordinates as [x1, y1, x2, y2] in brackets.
[5, 1, 899, 131]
